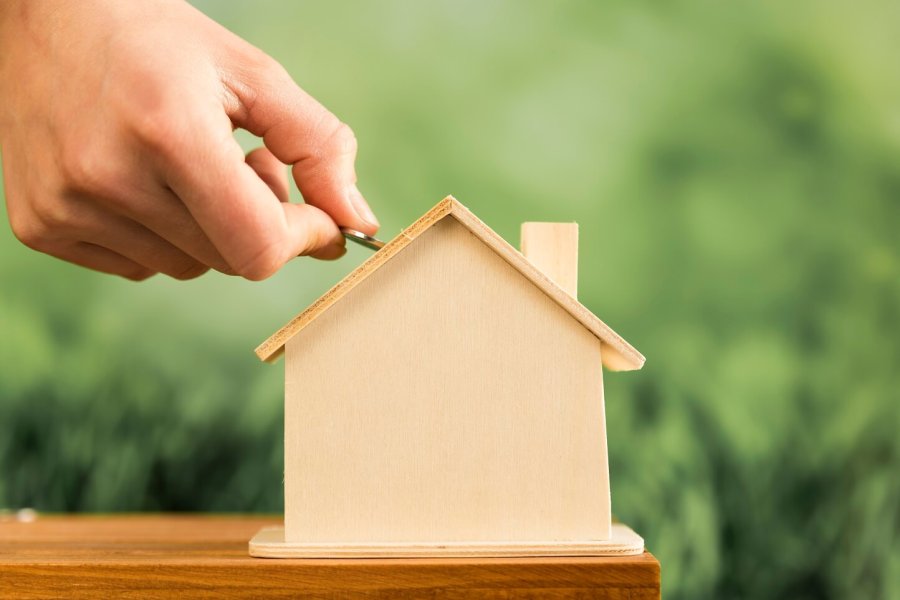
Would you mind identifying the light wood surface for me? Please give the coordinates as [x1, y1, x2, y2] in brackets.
[521, 222, 579, 297]
[250, 523, 644, 558]
[0, 515, 660, 599]
[257, 196, 644, 372]
[284, 216, 612, 545]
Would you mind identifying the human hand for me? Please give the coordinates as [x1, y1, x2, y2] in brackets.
[0, 0, 379, 280]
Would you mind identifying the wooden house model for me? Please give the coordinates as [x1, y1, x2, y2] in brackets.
[249, 197, 645, 558]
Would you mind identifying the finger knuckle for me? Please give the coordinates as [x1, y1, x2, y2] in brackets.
[17, 188, 80, 241]
[134, 116, 181, 157]
[58, 148, 108, 195]
[128, 103, 186, 159]
[331, 122, 358, 155]
[248, 48, 290, 85]
[305, 118, 356, 165]
[9, 209, 52, 251]
[33, 194, 81, 233]
[234, 242, 284, 281]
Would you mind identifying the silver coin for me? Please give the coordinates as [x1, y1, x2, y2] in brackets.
[340, 227, 386, 251]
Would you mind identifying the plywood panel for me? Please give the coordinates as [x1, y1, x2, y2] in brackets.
[285, 216, 610, 544]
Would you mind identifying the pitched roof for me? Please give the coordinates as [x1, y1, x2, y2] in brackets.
[256, 197, 645, 371]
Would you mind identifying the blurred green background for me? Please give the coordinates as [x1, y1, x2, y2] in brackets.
[2, 1, 899, 598]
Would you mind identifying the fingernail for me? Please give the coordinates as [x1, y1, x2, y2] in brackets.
[348, 185, 380, 229]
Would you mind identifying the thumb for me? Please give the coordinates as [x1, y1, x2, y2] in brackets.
[224, 52, 380, 234]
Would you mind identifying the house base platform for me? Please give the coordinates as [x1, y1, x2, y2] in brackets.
[249, 523, 644, 558]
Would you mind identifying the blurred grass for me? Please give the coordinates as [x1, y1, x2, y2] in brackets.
[1, 1, 899, 598]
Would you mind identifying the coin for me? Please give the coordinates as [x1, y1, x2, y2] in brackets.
[340, 227, 386, 251]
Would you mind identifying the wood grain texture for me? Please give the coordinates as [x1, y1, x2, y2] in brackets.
[285, 217, 611, 544]
[0, 515, 660, 599]
[256, 196, 644, 372]
[520, 222, 579, 297]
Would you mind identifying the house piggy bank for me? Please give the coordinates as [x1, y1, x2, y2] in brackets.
[250, 197, 645, 558]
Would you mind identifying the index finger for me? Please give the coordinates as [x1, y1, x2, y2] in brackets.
[155, 111, 344, 280]
[223, 52, 379, 234]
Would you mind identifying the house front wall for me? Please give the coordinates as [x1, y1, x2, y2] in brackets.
[284, 216, 611, 543]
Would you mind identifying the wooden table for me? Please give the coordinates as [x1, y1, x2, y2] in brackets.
[0, 515, 660, 599]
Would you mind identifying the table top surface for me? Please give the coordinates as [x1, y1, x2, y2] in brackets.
[0, 514, 660, 599]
